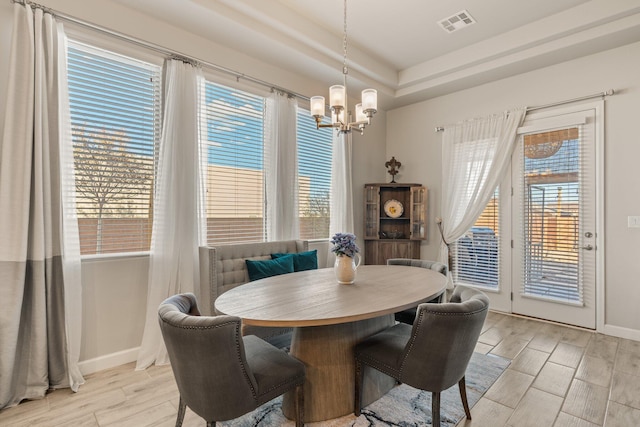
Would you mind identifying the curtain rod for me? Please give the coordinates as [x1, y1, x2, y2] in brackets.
[434, 89, 615, 132]
[11, 0, 311, 102]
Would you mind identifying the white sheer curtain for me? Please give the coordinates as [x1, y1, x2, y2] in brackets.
[328, 132, 354, 263]
[438, 108, 526, 288]
[0, 4, 83, 409]
[265, 92, 299, 241]
[136, 59, 205, 369]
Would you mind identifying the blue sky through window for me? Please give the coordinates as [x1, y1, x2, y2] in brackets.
[68, 46, 332, 200]
[205, 81, 332, 195]
[205, 82, 264, 170]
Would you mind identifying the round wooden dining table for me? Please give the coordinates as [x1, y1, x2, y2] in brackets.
[214, 264, 446, 422]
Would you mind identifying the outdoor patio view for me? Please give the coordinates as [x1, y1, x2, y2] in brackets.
[455, 193, 500, 289]
[521, 128, 581, 303]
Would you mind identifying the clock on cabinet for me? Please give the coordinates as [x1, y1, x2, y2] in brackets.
[363, 183, 427, 265]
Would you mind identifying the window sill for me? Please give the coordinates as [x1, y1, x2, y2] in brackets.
[81, 251, 150, 262]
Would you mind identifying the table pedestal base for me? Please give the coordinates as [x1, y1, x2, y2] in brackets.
[282, 314, 396, 422]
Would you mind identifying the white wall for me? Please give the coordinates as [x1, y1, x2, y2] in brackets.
[387, 40, 640, 337]
[79, 255, 149, 368]
[0, 0, 386, 371]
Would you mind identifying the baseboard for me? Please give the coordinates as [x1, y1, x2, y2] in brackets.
[602, 324, 640, 342]
[78, 347, 140, 376]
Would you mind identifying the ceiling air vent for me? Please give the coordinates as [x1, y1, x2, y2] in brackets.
[438, 10, 476, 33]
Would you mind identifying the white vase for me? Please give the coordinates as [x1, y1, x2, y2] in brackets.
[334, 254, 361, 284]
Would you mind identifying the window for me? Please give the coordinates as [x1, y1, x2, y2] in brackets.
[297, 108, 332, 239]
[68, 42, 333, 251]
[202, 79, 334, 245]
[452, 188, 500, 289]
[202, 81, 266, 244]
[67, 41, 161, 255]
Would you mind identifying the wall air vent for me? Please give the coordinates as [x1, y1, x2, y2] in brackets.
[438, 10, 476, 33]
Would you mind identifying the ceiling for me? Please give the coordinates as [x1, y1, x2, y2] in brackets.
[113, 0, 640, 110]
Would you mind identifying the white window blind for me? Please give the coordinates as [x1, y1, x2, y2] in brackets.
[452, 189, 500, 289]
[67, 41, 161, 255]
[297, 109, 333, 240]
[202, 81, 266, 245]
[519, 128, 583, 303]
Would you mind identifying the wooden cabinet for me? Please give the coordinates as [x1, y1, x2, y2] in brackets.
[363, 183, 427, 265]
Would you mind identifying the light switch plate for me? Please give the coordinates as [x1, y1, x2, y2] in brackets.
[628, 216, 640, 228]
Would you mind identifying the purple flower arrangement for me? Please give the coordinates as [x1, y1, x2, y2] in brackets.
[330, 232, 360, 258]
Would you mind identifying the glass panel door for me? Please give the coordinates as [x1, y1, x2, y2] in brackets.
[512, 106, 599, 329]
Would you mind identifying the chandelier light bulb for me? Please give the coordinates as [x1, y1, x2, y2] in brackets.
[362, 89, 378, 113]
[329, 85, 346, 110]
[310, 96, 325, 117]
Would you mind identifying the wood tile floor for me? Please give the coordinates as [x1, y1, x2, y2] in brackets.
[1, 311, 640, 426]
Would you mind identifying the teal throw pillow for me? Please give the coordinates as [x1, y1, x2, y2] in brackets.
[246, 255, 295, 281]
[272, 250, 318, 272]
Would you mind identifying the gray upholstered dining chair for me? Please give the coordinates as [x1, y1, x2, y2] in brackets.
[386, 258, 448, 324]
[158, 293, 306, 427]
[354, 285, 489, 427]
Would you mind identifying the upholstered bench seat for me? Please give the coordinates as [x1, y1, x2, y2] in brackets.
[199, 240, 310, 347]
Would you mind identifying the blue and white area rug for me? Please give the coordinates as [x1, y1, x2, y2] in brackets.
[220, 352, 510, 427]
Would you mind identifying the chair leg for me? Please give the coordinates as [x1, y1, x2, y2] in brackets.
[431, 391, 441, 427]
[458, 376, 472, 420]
[354, 359, 363, 415]
[176, 396, 187, 427]
[295, 383, 305, 427]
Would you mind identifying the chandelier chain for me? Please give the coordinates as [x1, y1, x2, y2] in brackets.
[342, 0, 348, 76]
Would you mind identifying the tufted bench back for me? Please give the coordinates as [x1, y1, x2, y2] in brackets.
[198, 240, 308, 315]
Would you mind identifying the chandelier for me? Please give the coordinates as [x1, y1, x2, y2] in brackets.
[309, 0, 377, 135]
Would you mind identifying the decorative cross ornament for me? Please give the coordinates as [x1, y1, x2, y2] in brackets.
[385, 157, 402, 183]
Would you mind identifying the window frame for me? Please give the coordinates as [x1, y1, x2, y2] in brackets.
[67, 38, 162, 257]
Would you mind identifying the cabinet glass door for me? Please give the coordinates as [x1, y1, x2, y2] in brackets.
[410, 187, 427, 240]
[364, 185, 380, 239]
